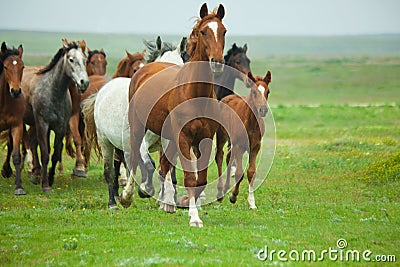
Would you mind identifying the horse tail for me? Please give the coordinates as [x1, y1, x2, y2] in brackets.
[81, 93, 101, 160]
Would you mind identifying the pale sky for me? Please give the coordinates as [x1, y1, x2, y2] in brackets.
[1, 0, 399, 35]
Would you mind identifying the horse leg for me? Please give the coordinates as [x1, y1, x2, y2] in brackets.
[247, 145, 260, 209]
[176, 134, 202, 227]
[229, 146, 245, 204]
[48, 131, 64, 187]
[101, 139, 119, 209]
[69, 112, 86, 178]
[159, 142, 177, 213]
[137, 136, 156, 198]
[28, 126, 41, 184]
[11, 125, 25, 195]
[215, 129, 227, 202]
[1, 131, 13, 178]
[120, 116, 145, 208]
[35, 122, 51, 192]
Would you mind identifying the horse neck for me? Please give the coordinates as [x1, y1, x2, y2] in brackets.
[44, 56, 71, 98]
[243, 95, 259, 121]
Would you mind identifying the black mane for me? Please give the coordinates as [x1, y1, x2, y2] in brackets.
[37, 42, 79, 75]
[0, 43, 20, 75]
[224, 43, 244, 63]
[88, 49, 106, 62]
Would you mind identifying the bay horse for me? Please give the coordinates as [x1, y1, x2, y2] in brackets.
[121, 3, 226, 227]
[0, 42, 25, 195]
[81, 43, 184, 209]
[215, 70, 272, 209]
[22, 39, 89, 192]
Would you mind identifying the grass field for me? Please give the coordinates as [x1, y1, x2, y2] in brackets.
[1, 31, 400, 266]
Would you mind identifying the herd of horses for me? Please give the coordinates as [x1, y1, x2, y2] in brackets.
[0, 3, 272, 227]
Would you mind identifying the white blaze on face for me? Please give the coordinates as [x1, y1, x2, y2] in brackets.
[12, 60, 17, 65]
[258, 85, 266, 95]
[207, 21, 219, 42]
[139, 63, 144, 68]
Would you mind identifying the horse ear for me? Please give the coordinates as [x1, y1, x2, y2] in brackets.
[216, 4, 225, 20]
[264, 70, 272, 84]
[1, 42, 7, 53]
[156, 36, 162, 50]
[243, 44, 248, 53]
[79, 40, 87, 52]
[62, 38, 69, 49]
[126, 50, 132, 57]
[18, 44, 23, 58]
[232, 43, 237, 50]
[100, 48, 104, 53]
[87, 47, 92, 54]
[141, 49, 146, 56]
[200, 3, 208, 18]
[180, 37, 187, 53]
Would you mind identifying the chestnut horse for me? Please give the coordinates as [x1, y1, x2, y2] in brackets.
[121, 3, 226, 227]
[0, 42, 25, 195]
[22, 39, 89, 192]
[215, 70, 272, 209]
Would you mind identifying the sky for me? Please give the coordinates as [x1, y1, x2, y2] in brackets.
[1, 0, 399, 36]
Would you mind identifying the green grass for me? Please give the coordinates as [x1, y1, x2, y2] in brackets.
[1, 31, 400, 266]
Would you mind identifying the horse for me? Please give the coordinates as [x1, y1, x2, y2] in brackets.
[138, 42, 252, 200]
[121, 3, 226, 227]
[0, 42, 25, 195]
[87, 48, 107, 76]
[214, 43, 251, 100]
[22, 39, 89, 192]
[215, 70, 272, 209]
[82, 38, 187, 209]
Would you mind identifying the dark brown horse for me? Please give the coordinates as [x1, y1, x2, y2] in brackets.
[215, 70, 272, 209]
[0, 42, 25, 195]
[121, 3, 226, 227]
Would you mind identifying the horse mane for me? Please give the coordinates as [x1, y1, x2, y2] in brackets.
[37, 42, 79, 75]
[224, 44, 244, 63]
[144, 39, 176, 63]
[0, 46, 20, 75]
[88, 49, 106, 62]
[186, 9, 222, 58]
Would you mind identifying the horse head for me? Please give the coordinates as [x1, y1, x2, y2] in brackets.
[0, 42, 24, 98]
[191, 3, 226, 72]
[87, 48, 107, 76]
[225, 43, 251, 81]
[62, 39, 90, 93]
[248, 70, 272, 117]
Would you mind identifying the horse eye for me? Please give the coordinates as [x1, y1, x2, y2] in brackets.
[200, 30, 206, 36]
[252, 90, 257, 97]
[235, 60, 240, 65]
[69, 58, 74, 63]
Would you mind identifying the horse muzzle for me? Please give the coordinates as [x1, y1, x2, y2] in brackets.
[10, 88, 22, 98]
[77, 79, 90, 93]
[258, 106, 268, 117]
[210, 58, 224, 73]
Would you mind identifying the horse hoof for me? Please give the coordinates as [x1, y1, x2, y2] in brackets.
[249, 205, 258, 210]
[14, 188, 26, 195]
[108, 205, 119, 211]
[114, 195, 121, 203]
[162, 203, 176, 213]
[217, 196, 224, 203]
[229, 195, 237, 204]
[119, 196, 132, 208]
[189, 221, 204, 228]
[72, 168, 87, 178]
[42, 187, 52, 193]
[30, 176, 41, 185]
[1, 166, 12, 178]
[138, 184, 154, 198]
